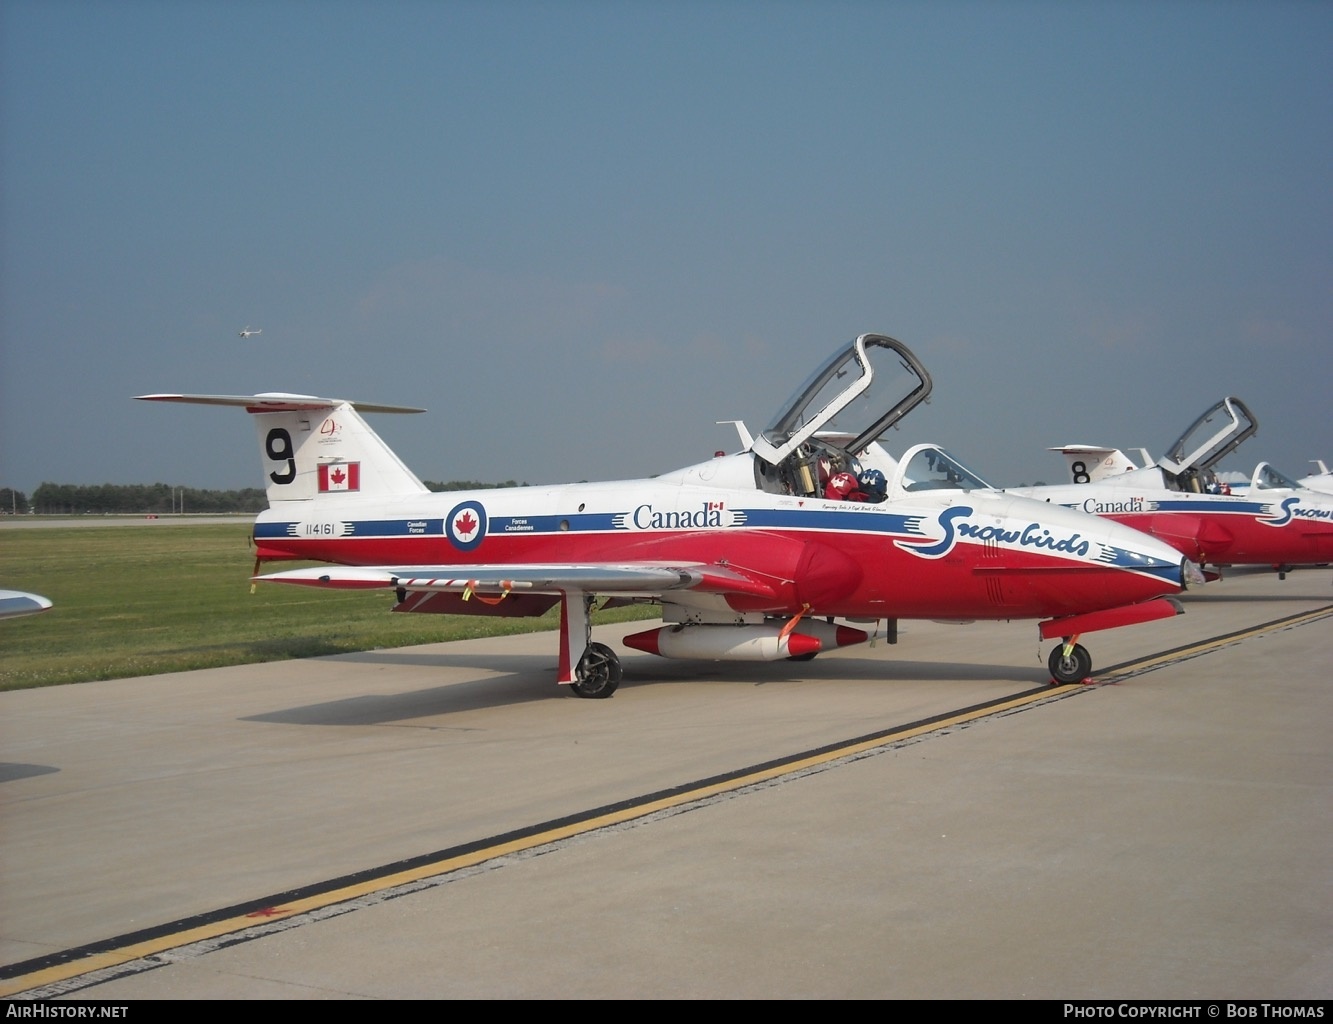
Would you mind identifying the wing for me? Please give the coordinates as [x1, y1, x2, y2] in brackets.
[0, 589, 53, 619]
[258, 562, 791, 688]
[256, 562, 783, 604]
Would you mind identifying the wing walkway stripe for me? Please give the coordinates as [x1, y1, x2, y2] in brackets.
[5, 601, 1330, 996]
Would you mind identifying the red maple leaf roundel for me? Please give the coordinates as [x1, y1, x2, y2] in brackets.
[454, 510, 478, 537]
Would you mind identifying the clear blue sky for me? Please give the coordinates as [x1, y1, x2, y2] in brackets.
[2, 0, 1329, 494]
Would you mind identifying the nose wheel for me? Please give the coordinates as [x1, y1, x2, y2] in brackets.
[1048, 641, 1092, 685]
[571, 642, 622, 698]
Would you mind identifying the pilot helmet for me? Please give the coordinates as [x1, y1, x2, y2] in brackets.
[857, 468, 887, 500]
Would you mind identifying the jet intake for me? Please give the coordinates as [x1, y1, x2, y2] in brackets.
[622, 620, 869, 662]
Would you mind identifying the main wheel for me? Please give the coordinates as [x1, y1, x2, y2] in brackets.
[571, 642, 622, 698]
[1048, 642, 1092, 684]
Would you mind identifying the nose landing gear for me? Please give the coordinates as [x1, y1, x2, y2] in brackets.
[1048, 638, 1092, 685]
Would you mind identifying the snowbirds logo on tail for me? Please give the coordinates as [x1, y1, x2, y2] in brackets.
[138, 333, 1195, 697]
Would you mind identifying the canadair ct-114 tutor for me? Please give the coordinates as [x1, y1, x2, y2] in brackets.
[139, 333, 1196, 695]
[1016, 396, 1333, 576]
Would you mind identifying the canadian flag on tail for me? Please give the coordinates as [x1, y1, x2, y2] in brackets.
[318, 462, 361, 492]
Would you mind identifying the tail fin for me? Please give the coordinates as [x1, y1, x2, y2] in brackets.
[135, 393, 428, 505]
[1048, 444, 1142, 484]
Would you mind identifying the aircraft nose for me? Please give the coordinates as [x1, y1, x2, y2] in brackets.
[1096, 515, 1193, 595]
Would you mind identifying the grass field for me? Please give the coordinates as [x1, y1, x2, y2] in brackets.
[0, 523, 658, 690]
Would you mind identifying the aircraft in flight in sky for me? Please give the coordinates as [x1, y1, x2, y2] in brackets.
[139, 333, 1195, 694]
[238, 327, 262, 338]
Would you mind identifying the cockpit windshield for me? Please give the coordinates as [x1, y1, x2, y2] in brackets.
[899, 446, 993, 492]
[1252, 462, 1299, 491]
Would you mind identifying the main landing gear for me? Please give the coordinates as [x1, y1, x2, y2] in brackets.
[1048, 640, 1092, 685]
[560, 592, 623, 699]
[572, 642, 622, 699]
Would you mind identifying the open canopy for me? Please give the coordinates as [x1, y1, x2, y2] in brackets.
[1160, 396, 1258, 476]
[752, 334, 932, 466]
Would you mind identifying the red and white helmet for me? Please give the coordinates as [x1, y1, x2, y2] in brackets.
[827, 472, 857, 497]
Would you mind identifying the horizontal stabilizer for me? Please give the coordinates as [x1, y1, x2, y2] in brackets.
[136, 393, 424, 414]
[137, 392, 429, 503]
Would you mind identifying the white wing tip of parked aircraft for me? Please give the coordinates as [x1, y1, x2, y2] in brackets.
[0, 590, 53, 619]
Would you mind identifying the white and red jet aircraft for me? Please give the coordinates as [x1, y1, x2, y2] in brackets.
[139, 333, 1195, 694]
[1016, 396, 1333, 576]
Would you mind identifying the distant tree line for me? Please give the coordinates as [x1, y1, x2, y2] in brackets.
[12, 480, 528, 514]
[28, 483, 268, 515]
[423, 480, 527, 491]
